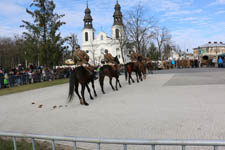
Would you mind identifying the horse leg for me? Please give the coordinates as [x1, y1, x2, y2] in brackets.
[74, 83, 83, 105]
[92, 80, 97, 97]
[81, 84, 89, 106]
[115, 77, 118, 91]
[140, 72, 143, 81]
[109, 77, 115, 91]
[99, 75, 105, 94]
[136, 72, 139, 83]
[86, 84, 94, 100]
[117, 77, 122, 88]
[128, 72, 132, 85]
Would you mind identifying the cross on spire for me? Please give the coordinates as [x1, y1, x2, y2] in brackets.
[87, 0, 88, 8]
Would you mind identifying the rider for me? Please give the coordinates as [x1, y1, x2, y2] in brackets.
[104, 49, 114, 65]
[130, 50, 139, 62]
[73, 45, 97, 79]
[104, 49, 120, 74]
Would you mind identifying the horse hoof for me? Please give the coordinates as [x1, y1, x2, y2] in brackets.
[95, 94, 97, 97]
[116, 89, 118, 91]
[84, 103, 89, 106]
[90, 97, 94, 100]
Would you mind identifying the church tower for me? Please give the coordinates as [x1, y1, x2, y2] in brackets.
[112, 0, 124, 40]
[82, 0, 95, 44]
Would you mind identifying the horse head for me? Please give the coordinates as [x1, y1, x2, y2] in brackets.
[137, 56, 142, 62]
[114, 56, 120, 64]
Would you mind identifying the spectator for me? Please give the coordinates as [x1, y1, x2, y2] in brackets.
[4, 73, 9, 88]
[218, 57, 223, 68]
[0, 69, 4, 89]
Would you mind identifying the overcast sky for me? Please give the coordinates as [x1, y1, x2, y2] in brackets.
[0, 0, 225, 52]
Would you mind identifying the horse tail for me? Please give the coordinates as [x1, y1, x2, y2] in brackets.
[68, 70, 75, 103]
[125, 64, 128, 81]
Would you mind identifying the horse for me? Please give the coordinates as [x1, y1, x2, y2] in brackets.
[124, 62, 142, 85]
[138, 56, 147, 80]
[99, 56, 122, 94]
[68, 66, 97, 106]
[146, 62, 153, 74]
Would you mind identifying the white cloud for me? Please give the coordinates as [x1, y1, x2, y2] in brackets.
[208, 0, 225, 6]
[164, 9, 202, 17]
[215, 10, 225, 14]
[0, 2, 24, 16]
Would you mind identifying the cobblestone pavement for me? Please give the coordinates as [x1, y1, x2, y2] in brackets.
[0, 68, 225, 150]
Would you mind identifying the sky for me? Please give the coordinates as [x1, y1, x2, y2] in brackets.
[0, 0, 225, 52]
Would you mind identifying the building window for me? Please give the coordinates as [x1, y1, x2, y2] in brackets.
[93, 32, 95, 40]
[101, 35, 103, 40]
[116, 29, 119, 39]
[85, 32, 88, 42]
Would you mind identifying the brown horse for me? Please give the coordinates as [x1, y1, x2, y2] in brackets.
[125, 62, 142, 85]
[99, 57, 121, 94]
[146, 62, 153, 74]
[68, 66, 97, 106]
[137, 56, 147, 80]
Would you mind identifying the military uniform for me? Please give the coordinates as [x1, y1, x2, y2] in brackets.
[73, 50, 89, 66]
[131, 52, 138, 62]
[104, 53, 114, 64]
[104, 50, 120, 73]
[73, 48, 96, 78]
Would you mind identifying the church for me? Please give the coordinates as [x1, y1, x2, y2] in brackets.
[81, 0, 128, 65]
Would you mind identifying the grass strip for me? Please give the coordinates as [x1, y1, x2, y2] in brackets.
[0, 78, 69, 96]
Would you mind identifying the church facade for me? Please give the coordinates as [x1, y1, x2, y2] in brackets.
[81, 1, 128, 65]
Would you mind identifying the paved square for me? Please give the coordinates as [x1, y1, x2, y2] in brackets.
[0, 68, 225, 149]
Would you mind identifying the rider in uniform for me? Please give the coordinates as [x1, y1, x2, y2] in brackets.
[104, 49, 114, 65]
[104, 49, 120, 74]
[73, 45, 97, 79]
[130, 50, 139, 62]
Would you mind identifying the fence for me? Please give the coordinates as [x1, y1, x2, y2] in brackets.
[0, 132, 225, 150]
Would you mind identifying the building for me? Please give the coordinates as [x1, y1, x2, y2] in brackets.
[81, 1, 129, 65]
[193, 42, 225, 57]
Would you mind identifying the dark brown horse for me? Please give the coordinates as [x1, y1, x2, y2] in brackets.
[99, 56, 121, 94]
[125, 62, 142, 85]
[68, 66, 97, 106]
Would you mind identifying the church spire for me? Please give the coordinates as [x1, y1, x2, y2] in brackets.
[113, 0, 123, 26]
[83, 0, 93, 29]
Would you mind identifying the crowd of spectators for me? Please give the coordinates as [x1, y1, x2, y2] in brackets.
[0, 64, 71, 89]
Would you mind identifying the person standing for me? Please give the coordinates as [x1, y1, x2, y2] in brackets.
[218, 57, 223, 68]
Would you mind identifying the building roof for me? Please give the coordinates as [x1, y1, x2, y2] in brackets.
[198, 42, 225, 48]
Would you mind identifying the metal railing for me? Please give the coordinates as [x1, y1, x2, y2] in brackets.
[0, 132, 225, 150]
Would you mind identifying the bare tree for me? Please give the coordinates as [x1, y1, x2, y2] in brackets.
[89, 40, 97, 65]
[153, 26, 171, 60]
[67, 33, 78, 56]
[125, 4, 155, 55]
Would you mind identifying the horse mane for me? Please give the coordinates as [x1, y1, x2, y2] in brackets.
[114, 56, 120, 64]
